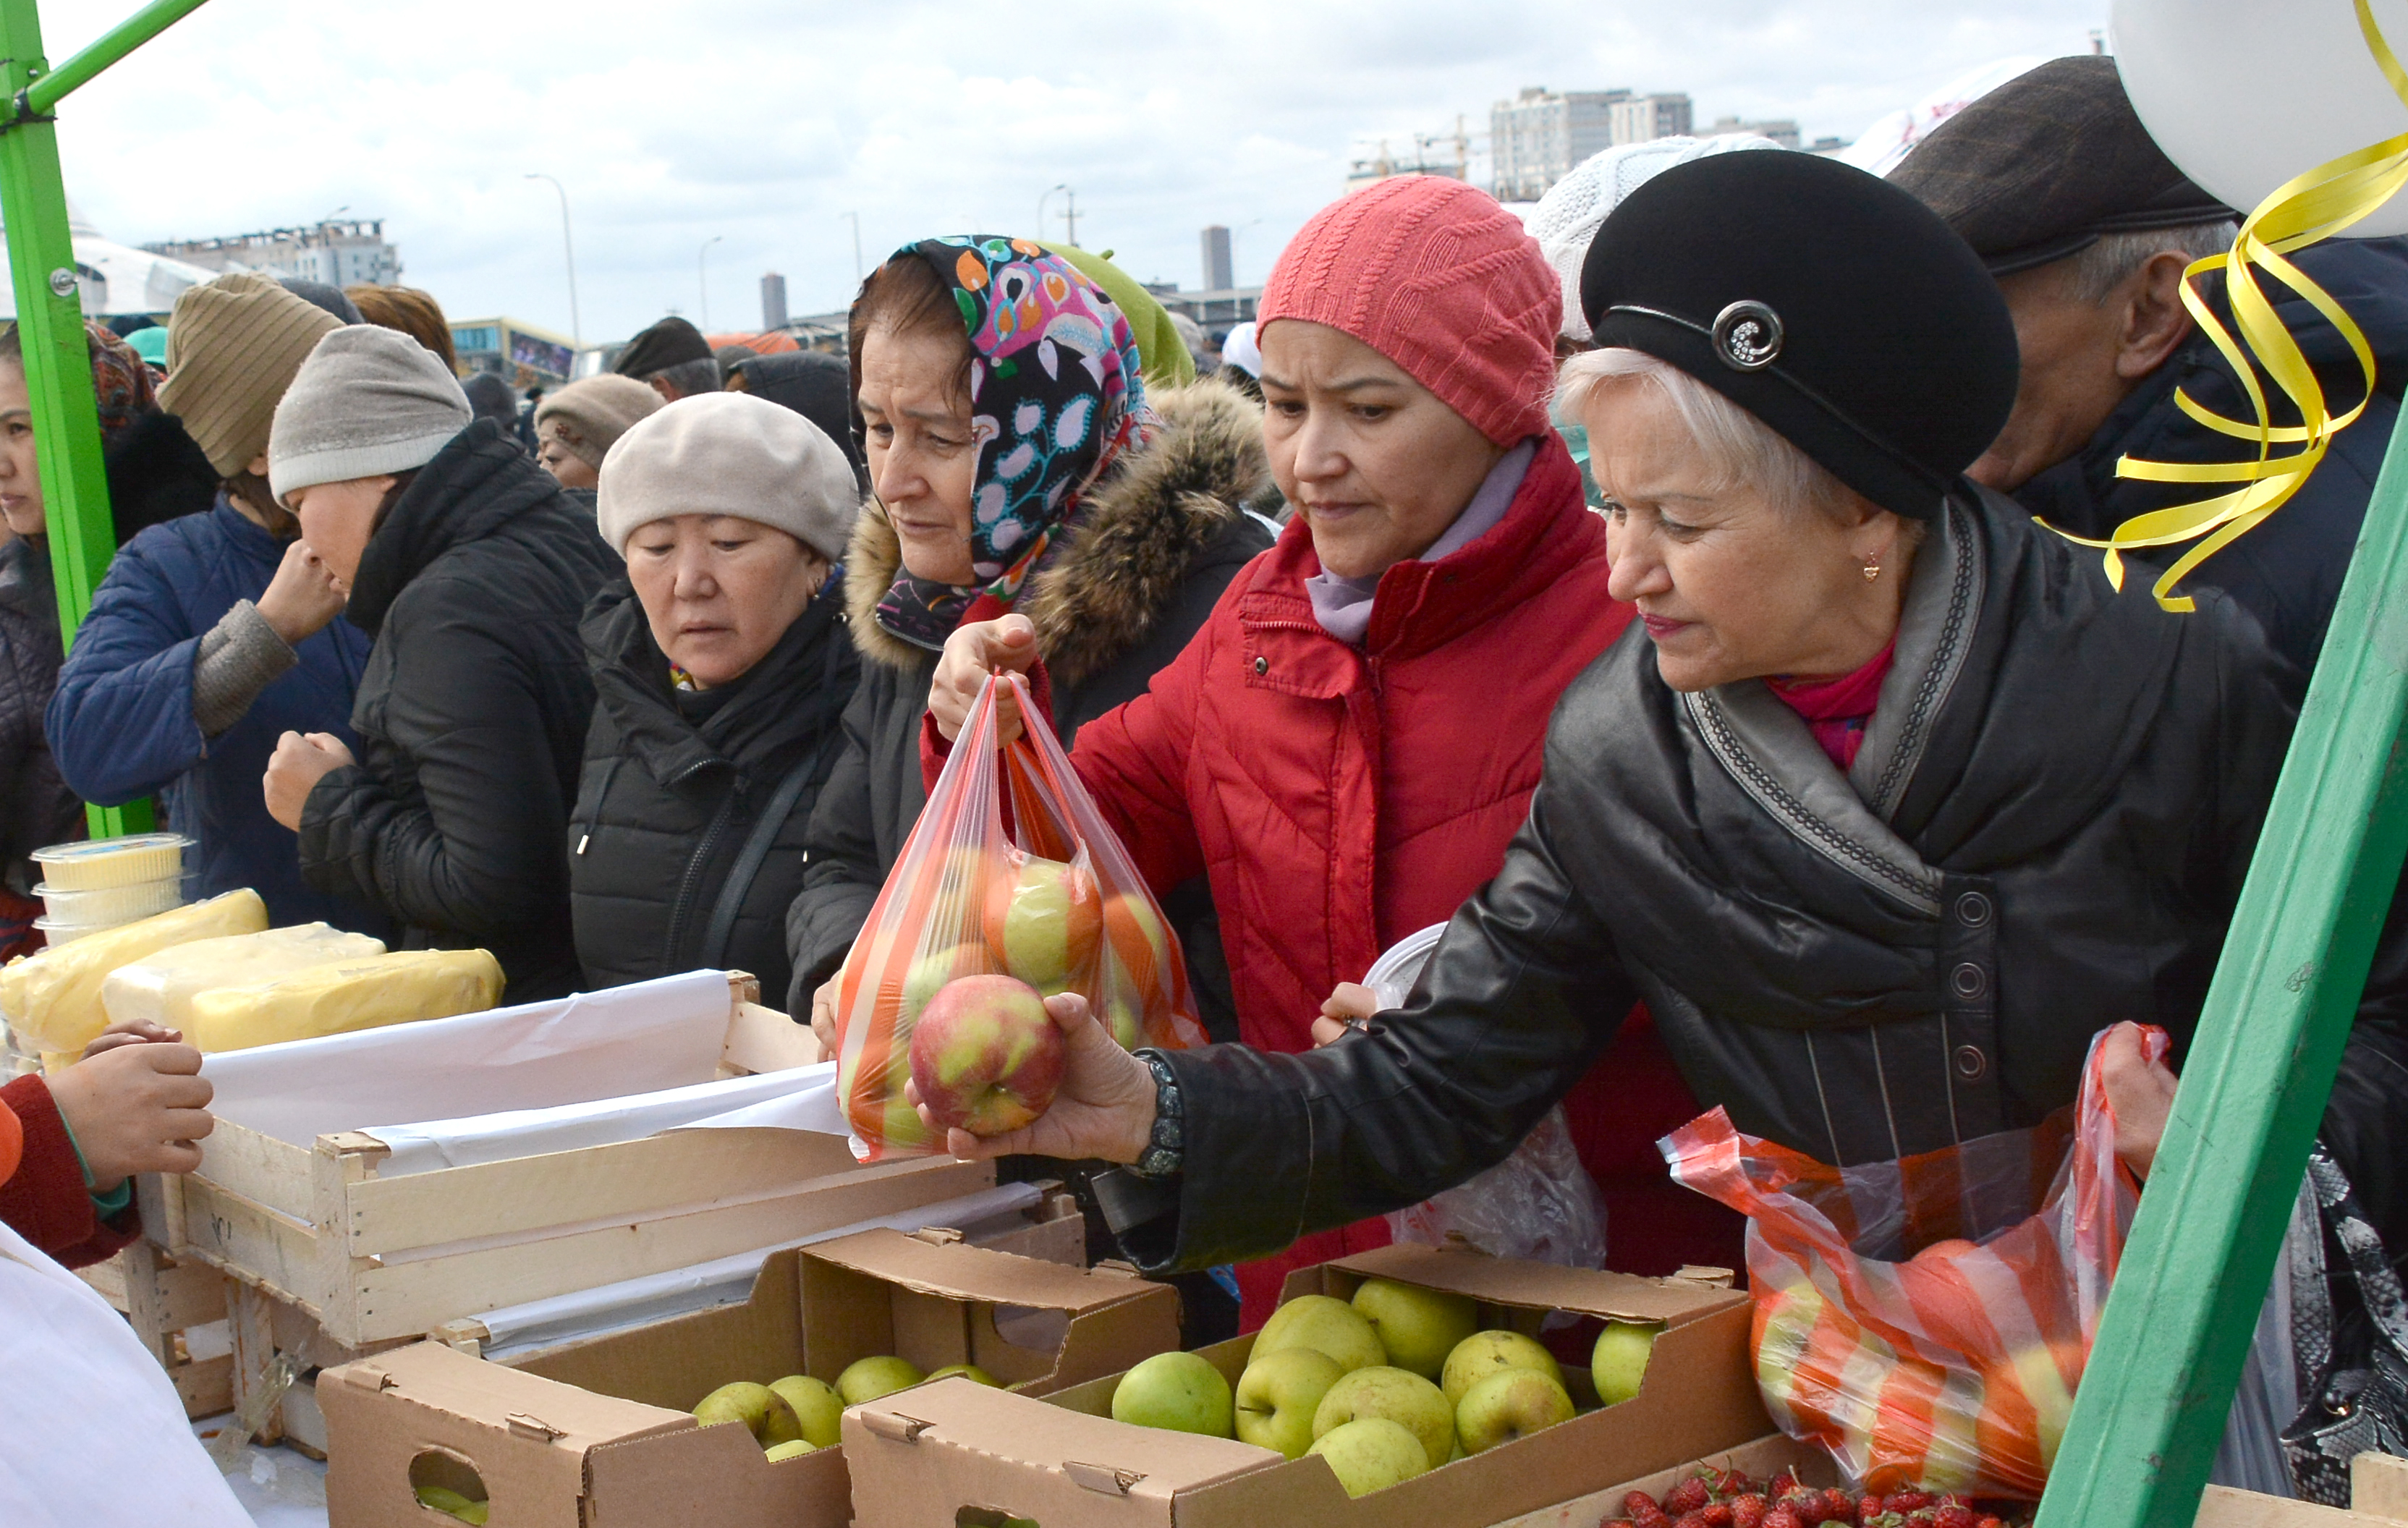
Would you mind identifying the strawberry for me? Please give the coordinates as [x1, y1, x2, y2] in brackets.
[1768, 1472, 1800, 1498]
[1885, 1493, 1933, 1515]
[1731, 1493, 1771, 1528]
[1666, 1479, 1714, 1516]
[1930, 1507, 1977, 1528]
[1776, 1488, 1826, 1525]
[1674, 1514, 1715, 1528]
[1599, 1521, 1637, 1528]
[1763, 1510, 1807, 1528]
[1697, 1508, 1736, 1528]
[1820, 1488, 1862, 1524]
[1624, 1493, 1666, 1519]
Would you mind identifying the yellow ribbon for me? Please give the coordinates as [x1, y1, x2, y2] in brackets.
[2042, 0, 2408, 611]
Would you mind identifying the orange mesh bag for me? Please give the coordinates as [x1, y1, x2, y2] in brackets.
[834, 673, 1204, 1159]
[1661, 1022, 2166, 1500]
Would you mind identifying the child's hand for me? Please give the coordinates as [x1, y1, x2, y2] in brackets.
[80, 1019, 182, 1060]
[43, 1043, 213, 1192]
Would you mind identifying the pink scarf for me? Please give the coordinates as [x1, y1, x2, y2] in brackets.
[1766, 640, 1894, 770]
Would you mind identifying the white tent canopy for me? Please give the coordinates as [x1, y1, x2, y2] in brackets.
[0, 197, 215, 319]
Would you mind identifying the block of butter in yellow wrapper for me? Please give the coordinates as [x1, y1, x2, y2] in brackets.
[102, 924, 389, 1034]
[0, 889, 269, 1061]
[183, 948, 504, 1053]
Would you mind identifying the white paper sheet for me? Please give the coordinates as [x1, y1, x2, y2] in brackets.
[471, 1181, 1047, 1361]
[363, 1060, 845, 1178]
[200, 971, 735, 1148]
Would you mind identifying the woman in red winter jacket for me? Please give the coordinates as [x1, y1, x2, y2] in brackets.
[0, 1021, 211, 1268]
[925, 175, 1743, 1328]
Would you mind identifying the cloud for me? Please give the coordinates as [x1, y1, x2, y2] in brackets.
[37, 0, 2103, 341]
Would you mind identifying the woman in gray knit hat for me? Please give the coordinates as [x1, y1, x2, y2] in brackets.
[260, 326, 616, 1001]
[567, 392, 860, 999]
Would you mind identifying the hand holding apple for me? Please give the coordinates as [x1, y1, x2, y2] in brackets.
[908, 990, 1158, 1163]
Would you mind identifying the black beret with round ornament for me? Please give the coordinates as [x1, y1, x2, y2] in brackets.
[1580, 150, 2021, 522]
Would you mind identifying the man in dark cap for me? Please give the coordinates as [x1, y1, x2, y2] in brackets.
[1893, 54, 2408, 673]
[611, 315, 721, 403]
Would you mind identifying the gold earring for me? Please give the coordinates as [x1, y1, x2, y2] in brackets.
[1861, 555, 1881, 582]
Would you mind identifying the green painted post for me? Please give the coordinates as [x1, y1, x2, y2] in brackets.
[0, 0, 215, 838]
[2035, 406, 2408, 1523]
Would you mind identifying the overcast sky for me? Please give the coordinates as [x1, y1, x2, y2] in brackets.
[40, 0, 2106, 344]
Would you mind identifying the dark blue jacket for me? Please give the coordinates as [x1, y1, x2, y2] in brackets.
[2017, 237, 2408, 675]
[44, 498, 389, 933]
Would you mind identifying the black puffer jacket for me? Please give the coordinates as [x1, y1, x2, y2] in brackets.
[569, 577, 857, 1000]
[784, 380, 1276, 1020]
[0, 538, 79, 875]
[1141, 490, 2408, 1273]
[300, 421, 617, 1001]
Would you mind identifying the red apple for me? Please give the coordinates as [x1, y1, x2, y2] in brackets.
[908, 974, 1066, 1136]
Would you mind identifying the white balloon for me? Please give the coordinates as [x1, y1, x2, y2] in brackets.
[2114, 0, 2408, 237]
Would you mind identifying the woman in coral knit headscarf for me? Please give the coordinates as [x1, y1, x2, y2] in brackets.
[928, 176, 1739, 1328]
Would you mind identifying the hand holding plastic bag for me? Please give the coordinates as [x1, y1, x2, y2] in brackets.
[1661, 1022, 2169, 1499]
[834, 673, 1203, 1159]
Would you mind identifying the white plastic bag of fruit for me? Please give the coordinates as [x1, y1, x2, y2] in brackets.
[834, 672, 1205, 1159]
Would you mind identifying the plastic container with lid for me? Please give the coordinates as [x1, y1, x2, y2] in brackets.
[29, 834, 191, 891]
[35, 875, 189, 928]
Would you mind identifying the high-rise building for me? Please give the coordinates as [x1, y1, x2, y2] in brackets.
[1491, 88, 1625, 203]
[1200, 225, 1234, 292]
[1708, 115, 1803, 150]
[1608, 94, 1694, 147]
[760, 271, 789, 331]
[143, 218, 400, 287]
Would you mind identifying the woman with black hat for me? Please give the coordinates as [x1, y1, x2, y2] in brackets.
[913, 150, 2408, 1283]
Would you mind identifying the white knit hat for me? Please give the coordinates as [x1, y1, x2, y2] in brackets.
[268, 326, 472, 506]
[1527, 135, 1786, 342]
[595, 391, 860, 562]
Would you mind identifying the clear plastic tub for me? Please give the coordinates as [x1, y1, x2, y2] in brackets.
[30, 833, 191, 891]
[33, 917, 105, 946]
[35, 875, 188, 927]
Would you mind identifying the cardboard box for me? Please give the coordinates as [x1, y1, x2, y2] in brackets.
[844, 1242, 1767, 1528]
[318, 1226, 1184, 1527]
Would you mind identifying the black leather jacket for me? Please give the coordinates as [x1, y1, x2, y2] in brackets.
[1137, 489, 2408, 1274]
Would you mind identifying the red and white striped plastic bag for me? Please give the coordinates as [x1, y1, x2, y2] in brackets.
[1661, 1022, 2166, 1499]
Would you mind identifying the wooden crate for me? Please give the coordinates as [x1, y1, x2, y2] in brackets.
[82, 1240, 234, 1419]
[2197, 1453, 2408, 1526]
[144, 972, 993, 1350]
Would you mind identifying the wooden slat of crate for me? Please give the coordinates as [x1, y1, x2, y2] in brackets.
[111, 1239, 234, 1419]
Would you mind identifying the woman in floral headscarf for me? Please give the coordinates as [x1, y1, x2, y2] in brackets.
[786, 237, 1275, 1047]
[0, 321, 159, 954]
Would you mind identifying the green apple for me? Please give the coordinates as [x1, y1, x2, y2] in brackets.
[1111, 1350, 1234, 1437]
[908, 973, 1066, 1137]
[928, 1362, 1004, 1387]
[768, 1374, 844, 1448]
[1307, 1417, 1429, 1498]
[764, 1438, 819, 1461]
[1350, 1278, 1478, 1382]
[1233, 1346, 1344, 1459]
[1439, 1329, 1563, 1407]
[1255, 1294, 1386, 1375]
[836, 1354, 926, 1405]
[902, 943, 984, 1022]
[1453, 1368, 1575, 1453]
[988, 855, 1101, 989]
[1309, 1364, 1454, 1469]
[693, 1380, 805, 1446]
[1590, 1320, 1663, 1408]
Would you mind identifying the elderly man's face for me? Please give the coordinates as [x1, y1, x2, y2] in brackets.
[1967, 249, 2195, 493]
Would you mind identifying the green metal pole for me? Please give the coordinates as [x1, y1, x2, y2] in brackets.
[0, 0, 150, 835]
[2035, 407, 2408, 1524]
[19, 0, 208, 116]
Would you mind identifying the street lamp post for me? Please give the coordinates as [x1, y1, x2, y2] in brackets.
[698, 234, 723, 330]
[1038, 183, 1070, 242]
[523, 173, 582, 350]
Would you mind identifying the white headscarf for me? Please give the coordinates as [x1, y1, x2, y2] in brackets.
[1527, 135, 1787, 342]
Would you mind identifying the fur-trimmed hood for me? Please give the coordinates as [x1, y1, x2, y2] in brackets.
[842, 377, 1272, 687]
